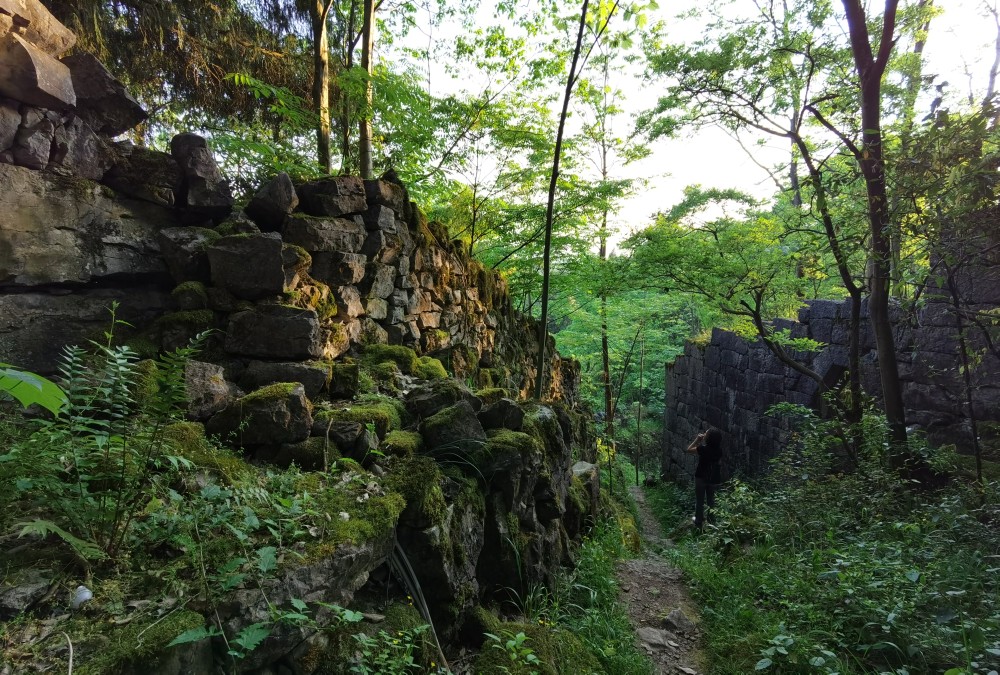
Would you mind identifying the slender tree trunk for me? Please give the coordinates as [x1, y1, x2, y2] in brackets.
[359, 0, 375, 179]
[534, 0, 592, 400]
[312, 1, 333, 173]
[841, 0, 909, 455]
[339, 0, 359, 173]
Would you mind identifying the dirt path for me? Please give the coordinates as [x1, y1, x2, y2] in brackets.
[616, 485, 706, 675]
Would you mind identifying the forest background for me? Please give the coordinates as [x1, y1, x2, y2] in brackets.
[45, 0, 1000, 471]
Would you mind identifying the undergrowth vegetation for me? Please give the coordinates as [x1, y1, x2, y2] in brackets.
[645, 408, 1000, 675]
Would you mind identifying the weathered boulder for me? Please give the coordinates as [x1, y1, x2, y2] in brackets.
[48, 113, 111, 180]
[169, 133, 233, 219]
[184, 360, 232, 421]
[0, 163, 172, 286]
[207, 232, 286, 300]
[307, 420, 378, 464]
[419, 400, 486, 451]
[102, 142, 182, 208]
[245, 172, 298, 232]
[61, 52, 146, 136]
[310, 251, 367, 287]
[241, 360, 330, 399]
[206, 382, 312, 447]
[157, 227, 220, 283]
[405, 379, 481, 419]
[282, 213, 367, 254]
[477, 398, 524, 431]
[225, 305, 323, 360]
[12, 105, 52, 169]
[0, 32, 74, 108]
[297, 176, 367, 217]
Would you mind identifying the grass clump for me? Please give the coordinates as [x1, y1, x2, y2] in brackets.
[645, 409, 1000, 675]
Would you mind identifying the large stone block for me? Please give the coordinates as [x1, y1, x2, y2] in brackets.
[158, 227, 220, 283]
[310, 251, 367, 287]
[241, 360, 331, 399]
[245, 172, 298, 232]
[48, 114, 111, 180]
[297, 176, 367, 217]
[101, 142, 182, 207]
[206, 382, 313, 447]
[12, 105, 51, 169]
[61, 52, 146, 136]
[207, 232, 286, 300]
[0, 32, 75, 109]
[282, 213, 367, 254]
[170, 133, 233, 219]
[0, 163, 172, 286]
[225, 305, 323, 360]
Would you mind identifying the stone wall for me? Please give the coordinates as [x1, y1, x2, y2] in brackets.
[662, 281, 1000, 481]
[0, 1, 578, 403]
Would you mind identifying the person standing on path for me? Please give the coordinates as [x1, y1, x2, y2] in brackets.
[686, 427, 723, 529]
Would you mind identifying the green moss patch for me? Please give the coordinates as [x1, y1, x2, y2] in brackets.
[476, 387, 510, 405]
[156, 309, 215, 329]
[381, 430, 423, 457]
[314, 399, 404, 438]
[163, 422, 253, 482]
[243, 382, 304, 404]
[414, 355, 448, 380]
[471, 609, 603, 675]
[384, 455, 448, 527]
[77, 609, 206, 675]
[362, 344, 419, 374]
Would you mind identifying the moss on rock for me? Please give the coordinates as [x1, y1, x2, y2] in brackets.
[163, 422, 253, 482]
[362, 344, 419, 374]
[314, 399, 404, 438]
[414, 355, 448, 380]
[384, 455, 448, 527]
[77, 609, 206, 675]
[470, 608, 603, 675]
[475, 387, 510, 406]
[381, 430, 424, 457]
[171, 281, 209, 309]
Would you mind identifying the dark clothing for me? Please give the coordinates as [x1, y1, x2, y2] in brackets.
[693, 442, 722, 481]
[694, 477, 717, 527]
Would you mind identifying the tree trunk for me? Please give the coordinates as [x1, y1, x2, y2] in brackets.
[359, 0, 375, 179]
[312, 0, 333, 173]
[534, 0, 592, 400]
[841, 0, 909, 454]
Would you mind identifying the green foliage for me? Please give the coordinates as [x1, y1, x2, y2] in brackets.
[645, 413, 1000, 674]
[0, 363, 68, 415]
[350, 625, 429, 675]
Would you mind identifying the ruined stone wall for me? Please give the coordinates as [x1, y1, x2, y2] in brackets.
[0, 1, 577, 403]
[662, 284, 1000, 481]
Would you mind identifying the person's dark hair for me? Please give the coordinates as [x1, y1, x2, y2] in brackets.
[703, 427, 722, 451]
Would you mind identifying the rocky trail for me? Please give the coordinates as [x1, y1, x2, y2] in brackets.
[617, 485, 706, 675]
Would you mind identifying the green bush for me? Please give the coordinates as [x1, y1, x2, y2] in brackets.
[645, 409, 1000, 675]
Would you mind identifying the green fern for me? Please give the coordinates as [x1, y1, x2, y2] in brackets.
[16, 519, 106, 561]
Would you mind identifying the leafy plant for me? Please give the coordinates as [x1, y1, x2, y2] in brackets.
[0, 364, 68, 415]
[351, 625, 429, 675]
[485, 630, 541, 675]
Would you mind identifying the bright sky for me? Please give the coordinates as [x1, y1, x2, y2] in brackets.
[610, 0, 1000, 237]
[402, 0, 999, 242]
